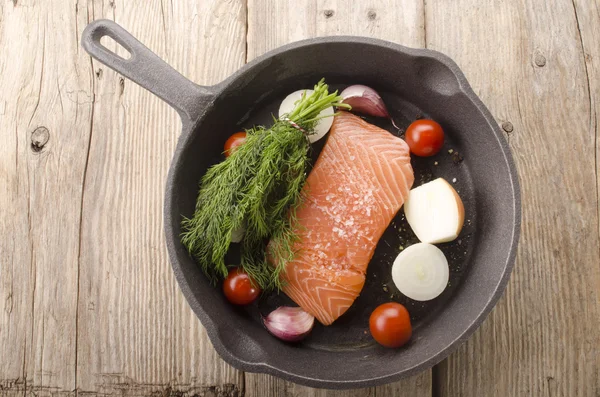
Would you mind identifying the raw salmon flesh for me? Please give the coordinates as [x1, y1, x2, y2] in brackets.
[278, 111, 415, 325]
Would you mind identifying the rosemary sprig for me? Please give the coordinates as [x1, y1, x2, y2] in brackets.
[181, 79, 349, 290]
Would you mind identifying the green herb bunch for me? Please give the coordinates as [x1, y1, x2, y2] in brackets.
[181, 79, 350, 290]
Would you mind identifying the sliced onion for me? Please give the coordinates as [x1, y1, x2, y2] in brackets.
[263, 306, 315, 342]
[392, 243, 449, 301]
[278, 89, 334, 143]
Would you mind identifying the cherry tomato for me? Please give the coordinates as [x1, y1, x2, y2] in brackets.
[405, 119, 444, 157]
[224, 132, 247, 157]
[223, 268, 261, 305]
[369, 302, 412, 348]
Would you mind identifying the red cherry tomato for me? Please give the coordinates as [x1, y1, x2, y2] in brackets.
[369, 302, 412, 348]
[224, 132, 247, 157]
[223, 268, 261, 305]
[405, 119, 444, 157]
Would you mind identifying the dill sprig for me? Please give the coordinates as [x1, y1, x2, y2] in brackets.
[181, 79, 350, 290]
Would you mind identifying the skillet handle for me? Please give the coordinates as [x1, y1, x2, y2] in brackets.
[81, 19, 213, 125]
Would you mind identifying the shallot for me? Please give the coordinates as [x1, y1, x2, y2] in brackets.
[263, 306, 315, 342]
[340, 85, 400, 129]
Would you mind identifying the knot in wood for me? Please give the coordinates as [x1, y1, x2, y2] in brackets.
[501, 121, 514, 133]
[534, 52, 546, 67]
[324, 9, 334, 18]
[31, 126, 50, 152]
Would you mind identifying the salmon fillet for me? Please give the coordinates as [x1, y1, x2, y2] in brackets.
[278, 111, 414, 325]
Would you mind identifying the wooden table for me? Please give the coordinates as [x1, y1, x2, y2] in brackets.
[1, 1, 599, 396]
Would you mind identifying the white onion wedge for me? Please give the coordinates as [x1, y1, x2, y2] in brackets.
[392, 243, 449, 301]
[404, 178, 465, 244]
[278, 89, 334, 143]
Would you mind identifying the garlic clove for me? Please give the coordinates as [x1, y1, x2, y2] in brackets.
[263, 306, 315, 342]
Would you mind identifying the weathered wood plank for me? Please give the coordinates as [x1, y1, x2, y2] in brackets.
[73, 0, 247, 395]
[572, 0, 599, 282]
[246, 0, 425, 61]
[0, 1, 94, 395]
[245, 1, 431, 396]
[425, 0, 600, 395]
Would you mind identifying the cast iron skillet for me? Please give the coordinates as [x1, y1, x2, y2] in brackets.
[81, 20, 520, 389]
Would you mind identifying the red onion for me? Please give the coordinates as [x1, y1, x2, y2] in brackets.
[263, 306, 315, 342]
[340, 85, 400, 129]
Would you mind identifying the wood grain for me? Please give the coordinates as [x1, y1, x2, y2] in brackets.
[0, 0, 246, 396]
[246, 0, 424, 62]
[572, 0, 600, 280]
[74, 0, 246, 395]
[0, 1, 94, 395]
[244, 1, 431, 396]
[425, 0, 600, 395]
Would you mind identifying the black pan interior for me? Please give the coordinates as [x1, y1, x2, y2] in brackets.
[167, 41, 517, 385]
[226, 86, 476, 350]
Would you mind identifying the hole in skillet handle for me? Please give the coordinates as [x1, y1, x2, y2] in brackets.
[99, 35, 132, 60]
[83, 20, 137, 66]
